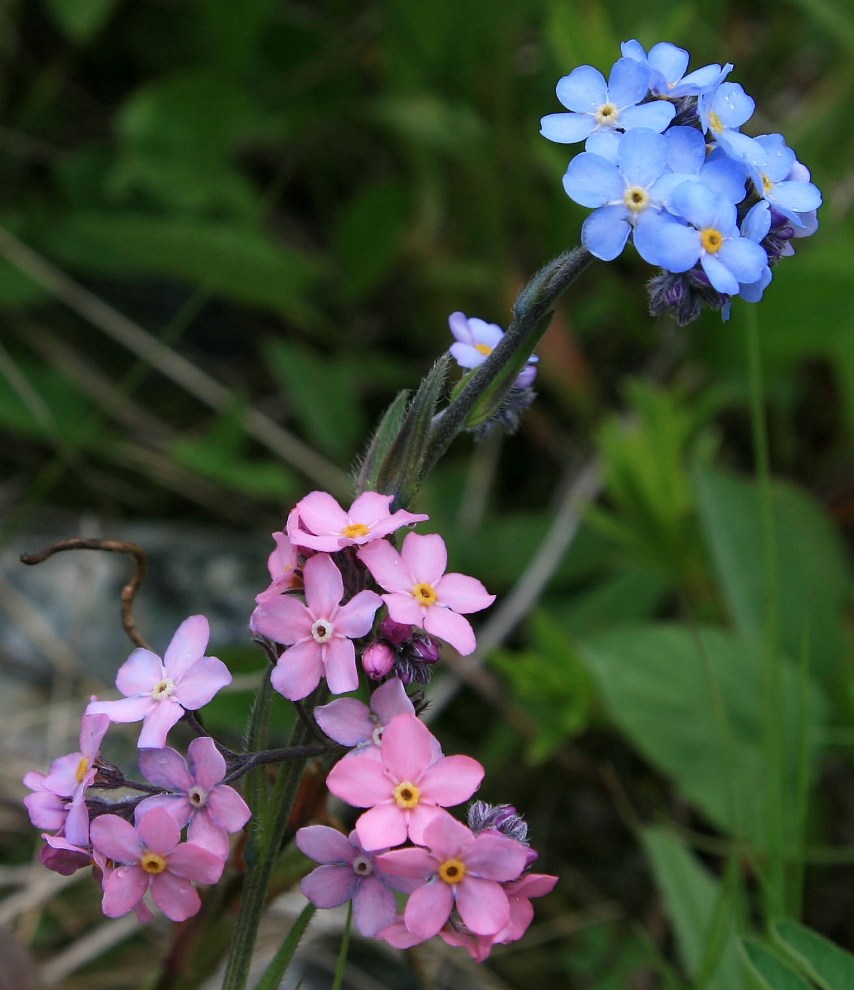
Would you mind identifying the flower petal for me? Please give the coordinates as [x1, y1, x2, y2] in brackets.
[86, 696, 154, 724]
[322, 637, 359, 695]
[293, 491, 348, 539]
[186, 736, 227, 789]
[150, 871, 202, 922]
[137, 806, 181, 853]
[115, 649, 162, 696]
[380, 714, 435, 783]
[296, 825, 356, 864]
[270, 640, 323, 701]
[90, 814, 141, 863]
[139, 746, 194, 791]
[334, 589, 383, 637]
[353, 876, 398, 937]
[423, 607, 477, 655]
[399, 532, 447, 586]
[355, 802, 408, 851]
[137, 699, 184, 748]
[301, 864, 357, 908]
[455, 876, 511, 935]
[435, 573, 494, 614]
[419, 754, 484, 807]
[102, 865, 149, 918]
[162, 615, 210, 680]
[314, 698, 373, 746]
[404, 880, 454, 940]
[167, 841, 224, 884]
[251, 595, 312, 646]
[326, 753, 393, 807]
[174, 657, 232, 709]
[303, 553, 345, 619]
[357, 539, 413, 593]
[370, 677, 415, 723]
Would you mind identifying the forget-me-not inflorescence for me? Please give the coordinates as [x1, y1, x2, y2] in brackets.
[541, 40, 821, 324]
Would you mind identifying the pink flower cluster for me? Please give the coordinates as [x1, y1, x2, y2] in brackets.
[24, 616, 247, 921]
[251, 491, 495, 700]
[297, 680, 557, 958]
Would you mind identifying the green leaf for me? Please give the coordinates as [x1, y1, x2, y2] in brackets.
[579, 624, 827, 843]
[39, 212, 322, 321]
[739, 937, 814, 990]
[771, 919, 854, 990]
[355, 390, 411, 492]
[251, 903, 315, 990]
[44, 0, 117, 42]
[641, 826, 746, 990]
[695, 467, 851, 695]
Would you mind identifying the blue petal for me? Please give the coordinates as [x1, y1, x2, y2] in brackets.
[769, 180, 822, 215]
[617, 128, 668, 187]
[607, 57, 650, 107]
[563, 153, 623, 207]
[633, 212, 699, 271]
[581, 205, 632, 260]
[619, 100, 676, 133]
[701, 157, 748, 202]
[556, 65, 607, 113]
[672, 63, 725, 97]
[666, 126, 706, 174]
[739, 267, 772, 303]
[647, 42, 689, 87]
[671, 180, 727, 230]
[718, 236, 768, 283]
[713, 83, 755, 129]
[540, 112, 595, 144]
[620, 39, 647, 62]
[585, 129, 621, 160]
[742, 201, 771, 242]
[701, 254, 739, 294]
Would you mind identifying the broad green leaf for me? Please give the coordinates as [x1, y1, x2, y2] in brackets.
[579, 624, 826, 843]
[695, 467, 850, 695]
[39, 212, 322, 322]
[44, 0, 117, 42]
[771, 919, 854, 990]
[642, 826, 745, 990]
[739, 937, 814, 990]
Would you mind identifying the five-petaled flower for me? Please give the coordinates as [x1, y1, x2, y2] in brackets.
[86, 615, 232, 748]
[286, 491, 428, 553]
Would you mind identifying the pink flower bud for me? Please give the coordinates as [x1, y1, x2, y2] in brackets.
[362, 642, 396, 680]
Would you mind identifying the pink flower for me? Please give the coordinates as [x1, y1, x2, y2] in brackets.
[357, 533, 495, 656]
[251, 553, 382, 700]
[314, 677, 418, 760]
[86, 616, 231, 748]
[286, 491, 428, 553]
[378, 814, 529, 939]
[135, 737, 251, 860]
[497, 872, 559, 943]
[90, 807, 223, 922]
[39, 833, 93, 876]
[255, 531, 302, 603]
[296, 826, 415, 937]
[326, 713, 483, 850]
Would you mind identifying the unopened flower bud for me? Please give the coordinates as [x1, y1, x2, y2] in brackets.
[362, 642, 396, 680]
[379, 617, 412, 646]
[410, 634, 441, 665]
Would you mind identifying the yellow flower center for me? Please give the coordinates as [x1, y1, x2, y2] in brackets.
[475, 343, 493, 357]
[342, 522, 370, 539]
[595, 102, 618, 125]
[140, 851, 167, 875]
[708, 110, 724, 134]
[700, 228, 724, 254]
[75, 756, 90, 785]
[438, 858, 467, 885]
[761, 173, 774, 194]
[393, 780, 421, 809]
[623, 186, 649, 213]
[412, 583, 437, 607]
[152, 678, 176, 701]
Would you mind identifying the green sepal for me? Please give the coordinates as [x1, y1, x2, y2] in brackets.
[353, 388, 411, 493]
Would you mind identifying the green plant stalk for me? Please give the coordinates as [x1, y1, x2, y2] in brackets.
[745, 306, 784, 919]
[331, 903, 353, 990]
[222, 710, 314, 990]
[251, 903, 316, 990]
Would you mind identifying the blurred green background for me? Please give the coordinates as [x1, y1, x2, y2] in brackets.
[2, 1, 854, 988]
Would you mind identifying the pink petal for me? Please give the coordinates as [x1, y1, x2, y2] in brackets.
[115, 649, 163, 696]
[404, 880, 454, 939]
[251, 595, 312, 645]
[419, 754, 484, 807]
[376, 847, 436, 881]
[379, 714, 434, 783]
[24, 790, 67, 831]
[465, 834, 530, 882]
[137, 806, 181, 854]
[80, 712, 111, 757]
[322, 637, 359, 695]
[137, 700, 184, 748]
[186, 814, 230, 860]
[383, 592, 426, 627]
[334, 589, 383, 638]
[294, 490, 348, 536]
[205, 785, 251, 832]
[508, 872, 559, 898]
[86, 696, 154, 724]
[440, 926, 495, 961]
[419, 813, 473, 860]
[406, 804, 452, 846]
[399, 532, 447, 585]
[314, 698, 373, 746]
[435, 573, 495, 614]
[357, 541, 413, 594]
[300, 864, 357, 908]
[270, 640, 323, 701]
[162, 615, 210, 680]
[370, 677, 415, 722]
[64, 799, 91, 847]
[296, 825, 356, 864]
[187, 737, 226, 789]
[167, 841, 225, 884]
[174, 657, 232, 709]
[355, 803, 408, 851]
[91, 814, 142, 863]
[377, 918, 428, 949]
[423, 608, 476, 655]
[150, 871, 202, 922]
[139, 747, 193, 792]
[102, 866, 149, 918]
[353, 876, 397, 937]
[455, 876, 510, 935]
[42, 752, 84, 796]
[326, 753, 391, 807]
[134, 794, 191, 828]
[303, 553, 344, 618]
[347, 491, 395, 526]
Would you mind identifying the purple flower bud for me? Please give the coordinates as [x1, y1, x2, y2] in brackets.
[379, 617, 413, 647]
[410, 634, 441, 665]
[361, 641, 396, 680]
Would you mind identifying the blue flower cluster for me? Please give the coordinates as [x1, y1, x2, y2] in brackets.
[540, 41, 821, 325]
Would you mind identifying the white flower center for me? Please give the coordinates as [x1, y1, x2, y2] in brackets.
[371, 725, 384, 747]
[311, 618, 335, 643]
[352, 855, 373, 877]
[188, 785, 208, 808]
[152, 678, 176, 701]
[623, 185, 649, 213]
[595, 102, 619, 126]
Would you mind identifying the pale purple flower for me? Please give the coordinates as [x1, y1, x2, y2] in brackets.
[296, 826, 416, 937]
[448, 312, 538, 387]
[251, 552, 383, 700]
[286, 491, 428, 553]
[90, 807, 223, 922]
[255, 531, 302, 604]
[314, 677, 416, 758]
[326, 713, 484, 850]
[86, 616, 231, 748]
[357, 532, 495, 656]
[135, 737, 251, 860]
[377, 814, 530, 939]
